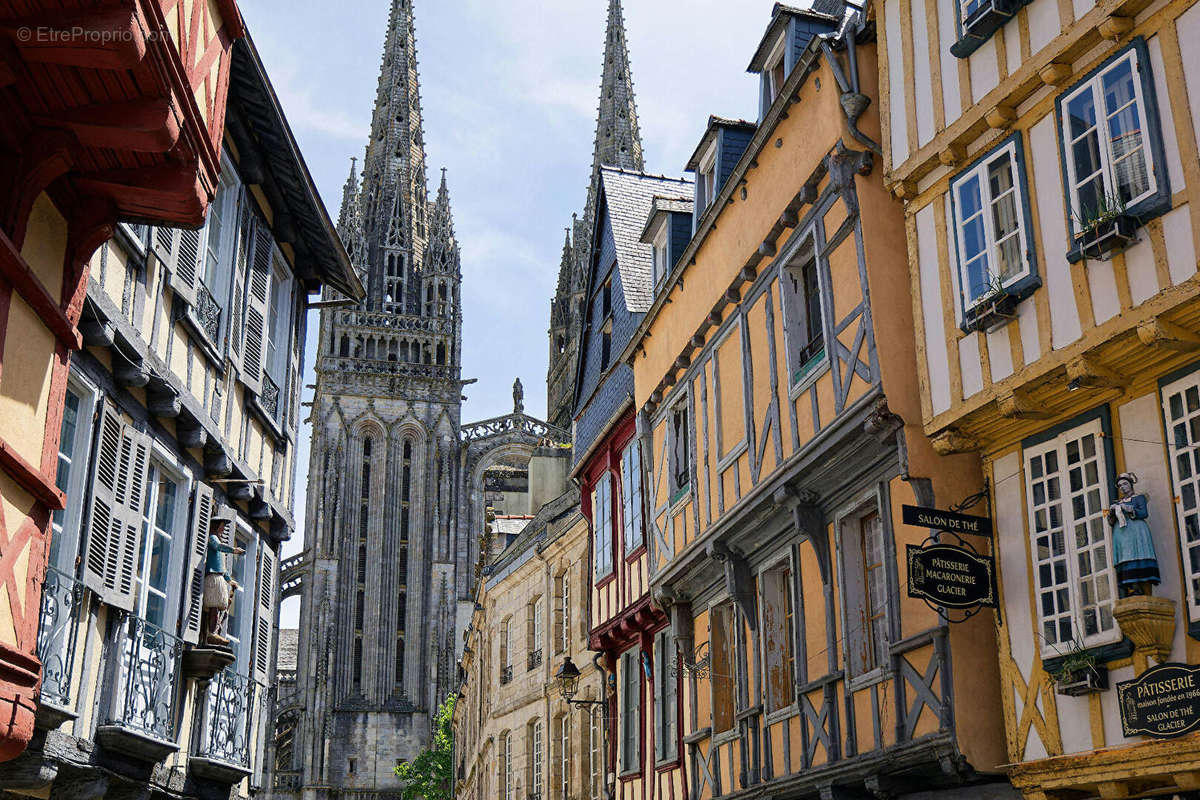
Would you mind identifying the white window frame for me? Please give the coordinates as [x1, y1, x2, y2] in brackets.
[651, 222, 669, 288]
[134, 446, 191, 630]
[1162, 371, 1200, 621]
[117, 222, 149, 255]
[558, 712, 570, 798]
[531, 596, 545, 659]
[949, 139, 1032, 313]
[558, 571, 571, 654]
[500, 731, 513, 800]
[764, 34, 788, 103]
[228, 518, 258, 671]
[696, 143, 717, 217]
[620, 438, 644, 553]
[1060, 47, 1159, 236]
[530, 718, 544, 798]
[653, 629, 678, 764]
[593, 472, 614, 578]
[199, 155, 241, 316]
[50, 374, 100, 573]
[1024, 417, 1118, 656]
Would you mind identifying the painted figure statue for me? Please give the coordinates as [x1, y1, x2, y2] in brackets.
[202, 510, 245, 646]
[1106, 471, 1160, 597]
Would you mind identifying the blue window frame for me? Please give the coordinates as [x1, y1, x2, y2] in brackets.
[949, 134, 1039, 330]
[1055, 39, 1171, 260]
[950, 0, 1028, 59]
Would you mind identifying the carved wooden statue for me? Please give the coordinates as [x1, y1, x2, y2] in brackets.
[202, 511, 245, 646]
[1107, 472, 1160, 597]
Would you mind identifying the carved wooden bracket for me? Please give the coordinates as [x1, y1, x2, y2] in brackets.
[1137, 317, 1200, 351]
[930, 427, 979, 455]
[998, 389, 1053, 420]
[1066, 354, 1126, 390]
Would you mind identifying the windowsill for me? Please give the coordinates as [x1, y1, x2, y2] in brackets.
[624, 544, 646, 563]
[788, 355, 829, 400]
[1040, 636, 1132, 676]
[669, 484, 691, 509]
[712, 727, 738, 746]
[595, 570, 616, 588]
[654, 755, 682, 771]
[683, 726, 712, 745]
[959, 277, 1040, 335]
[846, 664, 891, 692]
[1065, 213, 1141, 264]
[764, 702, 799, 725]
[949, 0, 1027, 59]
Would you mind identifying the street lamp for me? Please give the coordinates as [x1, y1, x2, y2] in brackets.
[554, 657, 606, 709]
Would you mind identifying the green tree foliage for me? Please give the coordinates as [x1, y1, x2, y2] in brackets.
[395, 694, 455, 800]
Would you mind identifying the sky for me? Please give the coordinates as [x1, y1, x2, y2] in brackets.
[238, 0, 776, 570]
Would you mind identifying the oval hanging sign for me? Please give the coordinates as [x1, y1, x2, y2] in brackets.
[906, 543, 996, 610]
[1117, 663, 1200, 739]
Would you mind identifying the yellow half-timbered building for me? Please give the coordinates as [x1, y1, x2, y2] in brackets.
[878, 0, 1200, 792]
[621, 5, 1011, 799]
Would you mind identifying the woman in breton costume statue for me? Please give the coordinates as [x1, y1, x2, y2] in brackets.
[1106, 472, 1160, 598]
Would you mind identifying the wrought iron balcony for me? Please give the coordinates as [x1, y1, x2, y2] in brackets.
[500, 665, 513, 685]
[528, 648, 543, 671]
[36, 566, 85, 715]
[97, 614, 183, 761]
[260, 371, 280, 422]
[194, 284, 222, 344]
[191, 668, 256, 782]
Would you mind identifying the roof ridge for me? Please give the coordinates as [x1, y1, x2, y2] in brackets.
[599, 164, 695, 185]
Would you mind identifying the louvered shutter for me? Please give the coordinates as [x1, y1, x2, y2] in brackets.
[240, 217, 273, 394]
[81, 402, 124, 601]
[181, 482, 214, 644]
[228, 194, 252, 379]
[168, 226, 203, 306]
[152, 227, 179, 270]
[252, 542, 277, 682]
[109, 425, 151, 612]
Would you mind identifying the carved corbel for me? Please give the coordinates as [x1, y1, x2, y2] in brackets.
[708, 541, 755, 628]
[203, 445, 232, 478]
[1039, 62, 1072, 87]
[1137, 317, 1200, 351]
[997, 389, 1053, 420]
[985, 104, 1017, 129]
[177, 418, 207, 450]
[938, 143, 965, 168]
[78, 317, 115, 348]
[930, 426, 979, 455]
[863, 396, 904, 444]
[1098, 15, 1133, 40]
[112, 354, 150, 388]
[1066, 354, 1125, 390]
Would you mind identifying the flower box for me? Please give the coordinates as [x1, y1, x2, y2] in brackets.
[962, 291, 1018, 334]
[1077, 214, 1137, 261]
[1054, 664, 1108, 697]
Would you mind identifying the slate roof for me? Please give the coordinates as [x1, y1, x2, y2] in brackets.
[686, 117, 758, 171]
[640, 195, 695, 243]
[277, 628, 299, 671]
[492, 516, 533, 537]
[747, 3, 843, 72]
[486, 486, 583, 587]
[598, 167, 694, 313]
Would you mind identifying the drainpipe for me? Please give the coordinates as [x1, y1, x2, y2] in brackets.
[820, 35, 883, 155]
[534, 542, 553, 793]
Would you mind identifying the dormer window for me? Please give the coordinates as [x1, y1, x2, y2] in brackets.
[651, 223, 669, 287]
[763, 34, 788, 107]
[695, 144, 717, 217]
[600, 279, 612, 319]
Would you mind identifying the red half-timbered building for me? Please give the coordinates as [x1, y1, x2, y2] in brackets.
[0, 0, 243, 760]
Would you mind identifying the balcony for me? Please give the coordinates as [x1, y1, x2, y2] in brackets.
[96, 614, 183, 762]
[190, 668, 256, 784]
[36, 566, 86, 727]
[500, 665, 513, 686]
[527, 648, 543, 671]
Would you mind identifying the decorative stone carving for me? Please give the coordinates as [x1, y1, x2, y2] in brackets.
[1113, 595, 1176, 664]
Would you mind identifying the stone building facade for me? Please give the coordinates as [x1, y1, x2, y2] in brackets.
[269, 1, 569, 796]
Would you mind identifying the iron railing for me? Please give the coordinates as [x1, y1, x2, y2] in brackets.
[36, 566, 85, 710]
[195, 667, 255, 767]
[260, 371, 281, 420]
[500, 665, 513, 685]
[195, 284, 222, 343]
[527, 648, 543, 671]
[105, 614, 183, 743]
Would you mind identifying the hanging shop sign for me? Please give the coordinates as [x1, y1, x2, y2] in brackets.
[902, 504, 993, 537]
[906, 542, 997, 611]
[1117, 663, 1200, 739]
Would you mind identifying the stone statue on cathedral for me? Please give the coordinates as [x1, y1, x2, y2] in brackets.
[513, 378, 524, 414]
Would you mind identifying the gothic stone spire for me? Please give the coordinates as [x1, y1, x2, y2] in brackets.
[424, 168, 459, 276]
[586, 0, 644, 218]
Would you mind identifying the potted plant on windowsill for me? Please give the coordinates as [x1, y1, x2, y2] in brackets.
[1050, 643, 1108, 697]
[1073, 193, 1137, 262]
[963, 273, 1018, 333]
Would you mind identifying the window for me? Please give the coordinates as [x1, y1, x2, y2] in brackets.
[135, 462, 184, 629]
[500, 616, 513, 684]
[761, 563, 797, 713]
[950, 138, 1034, 314]
[761, 33, 788, 111]
[593, 472, 614, 578]
[653, 630, 678, 763]
[226, 521, 256, 667]
[1163, 372, 1200, 620]
[557, 713, 570, 799]
[709, 603, 736, 735]
[651, 226, 669, 287]
[842, 506, 889, 678]
[620, 438, 644, 552]
[1024, 417, 1116, 653]
[348, 757, 356, 774]
[49, 380, 96, 572]
[528, 597, 544, 669]
[669, 403, 691, 501]
[586, 709, 602, 797]
[600, 320, 612, 371]
[196, 165, 239, 335]
[528, 718, 544, 798]
[556, 571, 571, 654]
[500, 731, 513, 800]
[619, 649, 640, 773]
[780, 239, 825, 384]
[1059, 44, 1164, 241]
[600, 280, 612, 319]
[695, 145, 717, 218]
[118, 222, 148, 254]
[264, 253, 293, 422]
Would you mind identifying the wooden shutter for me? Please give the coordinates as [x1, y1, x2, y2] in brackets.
[253, 542, 277, 682]
[181, 482, 214, 644]
[168, 226, 203, 306]
[152, 227, 178, 270]
[81, 402, 150, 611]
[228, 195, 252, 379]
[241, 217, 273, 394]
[81, 402, 124, 600]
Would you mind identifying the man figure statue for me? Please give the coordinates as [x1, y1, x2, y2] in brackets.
[513, 377, 524, 414]
[203, 509, 245, 646]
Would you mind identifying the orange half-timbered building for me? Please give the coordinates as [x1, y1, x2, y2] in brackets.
[623, 5, 1012, 800]
[0, 0, 244, 761]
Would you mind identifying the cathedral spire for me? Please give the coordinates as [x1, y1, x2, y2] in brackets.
[586, 0, 644, 217]
[424, 168, 458, 276]
[337, 157, 358, 233]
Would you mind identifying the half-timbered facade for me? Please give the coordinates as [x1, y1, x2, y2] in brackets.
[624, 6, 1012, 799]
[0, 28, 361, 800]
[878, 0, 1200, 792]
[576, 167, 694, 800]
[0, 0, 247, 763]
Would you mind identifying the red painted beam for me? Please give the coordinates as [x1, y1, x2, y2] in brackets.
[0, 437, 65, 511]
[0, 229, 81, 352]
[74, 160, 206, 228]
[1, 5, 147, 71]
[32, 98, 179, 153]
